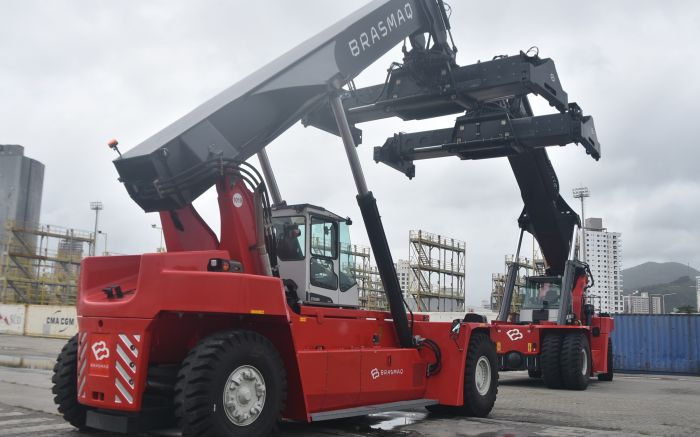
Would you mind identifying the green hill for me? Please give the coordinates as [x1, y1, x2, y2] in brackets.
[621, 262, 698, 312]
[622, 262, 699, 293]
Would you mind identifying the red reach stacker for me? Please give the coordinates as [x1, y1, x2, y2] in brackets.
[371, 95, 614, 390]
[52, 1, 602, 435]
[489, 226, 614, 390]
[354, 6, 612, 388]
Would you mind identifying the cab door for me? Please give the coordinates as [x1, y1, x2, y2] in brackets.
[307, 216, 340, 304]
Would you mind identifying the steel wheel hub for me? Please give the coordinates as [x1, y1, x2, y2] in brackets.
[581, 347, 589, 376]
[475, 356, 492, 396]
[223, 365, 266, 426]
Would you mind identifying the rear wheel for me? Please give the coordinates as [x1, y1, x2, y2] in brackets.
[52, 334, 93, 430]
[528, 369, 542, 378]
[541, 333, 563, 389]
[560, 332, 591, 390]
[426, 332, 498, 417]
[597, 339, 614, 381]
[174, 330, 286, 437]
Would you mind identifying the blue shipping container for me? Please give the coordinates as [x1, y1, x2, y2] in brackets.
[611, 314, 700, 374]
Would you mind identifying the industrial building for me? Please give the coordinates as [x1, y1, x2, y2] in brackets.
[584, 217, 624, 313]
[0, 223, 92, 304]
[351, 231, 466, 313]
[0, 145, 44, 252]
[697, 276, 700, 312]
[0, 145, 92, 305]
[405, 230, 465, 312]
[348, 244, 387, 311]
[0, 145, 44, 303]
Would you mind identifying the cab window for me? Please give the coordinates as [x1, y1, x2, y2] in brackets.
[521, 277, 562, 309]
[310, 217, 337, 259]
[272, 216, 305, 261]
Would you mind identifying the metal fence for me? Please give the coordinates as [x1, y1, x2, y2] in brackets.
[611, 314, 700, 374]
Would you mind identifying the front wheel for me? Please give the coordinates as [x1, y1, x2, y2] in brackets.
[560, 332, 591, 390]
[426, 332, 498, 417]
[174, 330, 287, 437]
[541, 333, 564, 389]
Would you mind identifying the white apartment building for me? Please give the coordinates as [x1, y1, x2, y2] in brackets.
[583, 218, 623, 313]
[623, 292, 661, 314]
[396, 259, 414, 293]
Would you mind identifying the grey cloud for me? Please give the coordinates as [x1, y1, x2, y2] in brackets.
[1, 0, 698, 307]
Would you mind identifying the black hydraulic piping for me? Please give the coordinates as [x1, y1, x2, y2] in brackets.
[497, 228, 525, 322]
[557, 225, 580, 325]
[329, 91, 413, 349]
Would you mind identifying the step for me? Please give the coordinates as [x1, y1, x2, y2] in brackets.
[310, 398, 438, 422]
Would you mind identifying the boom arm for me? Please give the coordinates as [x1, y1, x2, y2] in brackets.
[114, 0, 455, 212]
[113, 0, 461, 350]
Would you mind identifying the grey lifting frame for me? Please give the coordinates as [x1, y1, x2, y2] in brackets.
[374, 102, 598, 179]
[305, 51, 601, 278]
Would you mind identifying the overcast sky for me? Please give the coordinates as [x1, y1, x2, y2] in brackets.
[1, 1, 699, 306]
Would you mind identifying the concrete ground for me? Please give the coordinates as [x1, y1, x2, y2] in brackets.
[0, 333, 64, 369]
[1, 333, 699, 436]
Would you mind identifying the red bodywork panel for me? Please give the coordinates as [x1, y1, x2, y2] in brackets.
[159, 206, 218, 252]
[571, 273, 586, 320]
[77, 250, 484, 421]
[490, 316, 615, 374]
[159, 176, 263, 275]
[216, 176, 263, 275]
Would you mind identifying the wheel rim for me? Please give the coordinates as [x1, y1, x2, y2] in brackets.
[223, 365, 266, 426]
[475, 356, 492, 396]
[580, 347, 589, 376]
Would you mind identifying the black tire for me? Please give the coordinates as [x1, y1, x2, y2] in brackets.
[528, 369, 542, 378]
[598, 339, 614, 381]
[541, 333, 564, 389]
[174, 330, 287, 437]
[560, 332, 591, 390]
[424, 404, 456, 416]
[426, 332, 498, 417]
[52, 334, 93, 430]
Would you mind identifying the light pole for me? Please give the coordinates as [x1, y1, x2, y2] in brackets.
[89, 201, 103, 256]
[650, 292, 676, 314]
[572, 187, 590, 262]
[152, 224, 164, 252]
[98, 230, 108, 256]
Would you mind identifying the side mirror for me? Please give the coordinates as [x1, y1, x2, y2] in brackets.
[450, 319, 461, 337]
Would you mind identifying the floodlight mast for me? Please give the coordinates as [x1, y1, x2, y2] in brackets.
[89, 201, 103, 256]
[573, 186, 590, 262]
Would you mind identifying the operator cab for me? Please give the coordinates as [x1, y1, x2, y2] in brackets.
[271, 204, 358, 307]
[518, 276, 561, 323]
